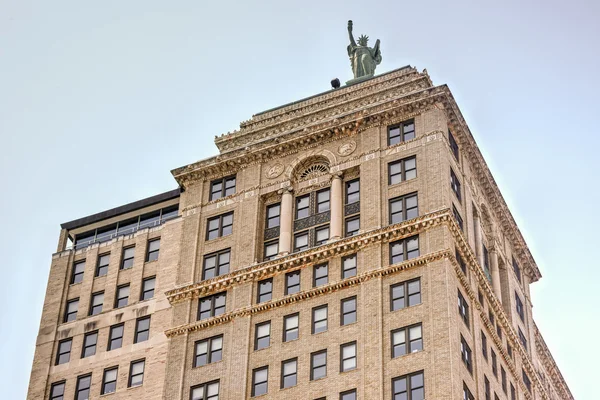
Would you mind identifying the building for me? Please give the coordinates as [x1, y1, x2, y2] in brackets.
[27, 66, 574, 400]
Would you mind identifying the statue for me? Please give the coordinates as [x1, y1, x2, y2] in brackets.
[347, 20, 382, 83]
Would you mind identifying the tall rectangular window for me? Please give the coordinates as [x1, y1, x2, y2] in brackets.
[101, 367, 118, 395]
[391, 278, 421, 311]
[450, 168, 462, 201]
[252, 366, 268, 396]
[345, 216, 360, 237]
[198, 292, 226, 320]
[392, 324, 423, 357]
[461, 335, 472, 373]
[389, 193, 418, 224]
[121, 246, 135, 270]
[264, 240, 279, 260]
[50, 381, 65, 400]
[390, 236, 419, 264]
[452, 205, 464, 231]
[523, 370, 531, 392]
[510, 383, 516, 400]
[312, 305, 328, 334]
[255, 321, 271, 350]
[317, 189, 331, 213]
[89, 292, 104, 316]
[315, 226, 330, 245]
[64, 298, 79, 323]
[491, 349, 498, 377]
[71, 260, 85, 284]
[134, 316, 151, 343]
[75, 374, 91, 400]
[388, 120, 415, 145]
[513, 257, 522, 283]
[463, 382, 474, 400]
[518, 327, 527, 350]
[141, 276, 156, 300]
[283, 313, 299, 342]
[285, 271, 300, 295]
[115, 284, 130, 308]
[449, 130, 459, 161]
[55, 338, 72, 365]
[515, 292, 525, 321]
[108, 323, 124, 351]
[191, 381, 220, 400]
[341, 297, 357, 325]
[456, 248, 467, 274]
[266, 203, 281, 228]
[206, 212, 233, 240]
[294, 232, 309, 252]
[342, 254, 357, 278]
[388, 156, 417, 185]
[281, 358, 297, 389]
[340, 389, 357, 400]
[210, 175, 236, 201]
[311, 350, 327, 380]
[96, 254, 110, 277]
[257, 278, 273, 303]
[295, 195, 310, 219]
[128, 359, 145, 387]
[458, 290, 470, 327]
[392, 371, 424, 400]
[194, 335, 223, 367]
[146, 238, 160, 262]
[501, 366, 507, 393]
[203, 249, 230, 280]
[481, 330, 488, 360]
[81, 331, 97, 358]
[313, 263, 328, 287]
[485, 376, 491, 400]
[340, 342, 357, 372]
[346, 179, 360, 204]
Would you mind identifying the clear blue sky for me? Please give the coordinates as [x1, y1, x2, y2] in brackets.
[1, 0, 597, 398]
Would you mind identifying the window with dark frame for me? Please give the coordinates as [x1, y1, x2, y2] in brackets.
[391, 278, 421, 311]
[523, 369, 531, 392]
[89, 292, 104, 316]
[518, 327, 527, 350]
[458, 290, 470, 327]
[255, 321, 271, 350]
[501, 366, 507, 393]
[483, 244, 491, 277]
[478, 290, 485, 306]
[81, 331, 97, 358]
[346, 179, 360, 204]
[345, 215, 360, 237]
[266, 203, 281, 228]
[210, 175, 236, 201]
[392, 371, 424, 400]
[252, 366, 268, 396]
[71, 260, 85, 284]
[295, 195, 310, 219]
[115, 284, 130, 308]
[257, 278, 273, 303]
[50, 381, 65, 400]
[313, 263, 328, 287]
[392, 323, 423, 357]
[101, 367, 118, 395]
[340, 341, 357, 372]
[141, 276, 156, 300]
[452, 205, 464, 231]
[456, 248, 467, 275]
[463, 382, 474, 400]
[135, 316, 151, 343]
[449, 130, 459, 161]
[388, 120, 415, 145]
[202, 249, 231, 280]
[341, 297, 357, 325]
[510, 383, 516, 400]
[388, 156, 417, 185]
[491, 349, 498, 377]
[507, 343, 513, 359]
[108, 323, 124, 351]
[481, 330, 488, 360]
[461, 335, 473, 373]
[488, 309, 495, 327]
[390, 236, 419, 264]
[342, 254, 357, 278]
[340, 389, 357, 400]
[316, 188, 331, 213]
[497, 324, 502, 339]
[389, 193, 418, 224]
[190, 380, 220, 400]
[146, 238, 160, 262]
[198, 292, 227, 320]
[285, 271, 301, 295]
[75, 374, 91, 400]
[121, 246, 135, 270]
[513, 256, 522, 283]
[450, 168, 462, 201]
[283, 313, 299, 342]
[311, 350, 327, 380]
[128, 359, 145, 387]
[55, 338, 71, 365]
[96, 254, 110, 277]
[194, 335, 223, 367]
[485, 375, 491, 400]
[294, 231, 309, 252]
[315, 225, 330, 245]
[263, 240, 279, 260]
[206, 212, 233, 240]
[515, 292, 525, 321]
[312, 305, 328, 334]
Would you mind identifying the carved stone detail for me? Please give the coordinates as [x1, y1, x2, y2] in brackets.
[264, 226, 280, 241]
[337, 140, 357, 156]
[265, 163, 284, 179]
[344, 201, 360, 216]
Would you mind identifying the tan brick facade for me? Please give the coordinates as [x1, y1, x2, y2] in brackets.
[27, 66, 573, 400]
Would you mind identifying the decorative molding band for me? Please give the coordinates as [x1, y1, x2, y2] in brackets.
[534, 323, 574, 399]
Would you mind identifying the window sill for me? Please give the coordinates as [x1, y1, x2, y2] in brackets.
[144, 259, 158, 265]
[254, 345, 271, 352]
[204, 233, 233, 244]
[390, 302, 423, 314]
[387, 176, 417, 190]
[193, 359, 223, 369]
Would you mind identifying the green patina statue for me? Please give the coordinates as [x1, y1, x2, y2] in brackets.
[347, 20, 382, 84]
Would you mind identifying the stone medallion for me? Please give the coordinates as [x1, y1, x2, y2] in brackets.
[338, 140, 357, 156]
[266, 163, 284, 179]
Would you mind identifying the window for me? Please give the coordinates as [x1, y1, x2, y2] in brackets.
[128, 359, 145, 387]
[264, 240, 279, 260]
[388, 156, 417, 185]
[50, 381, 65, 400]
[81, 331, 97, 358]
[389, 194, 418, 225]
[507, 343, 513, 359]
[141, 276, 156, 300]
[450, 168, 461, 201]
[346, 179, 360, 204]
[71, 260, 85, 284]
[345, 216, 360, 237]
[198, 292, 226, 320]
[491, 349, 498, 377]
[501, 366, 507, 393]
[146, 238, 160, 262]
[293, 231, 309, 252]
[485, 376, 491, 400]
[341, 297, 357, 325]
[481, 330, 488, 360]
[257, 279, 272, 303]
[497, 325, 503, 339]
[392, 371, 424, 400]
[108, 323, 124, 350]
[96, 254, 110, 277]
[449, 130, 459, 160]
[388, 120, 415, 145]
[494, 393, 500, 400]
[266, 203, 281, 228]
[191, 381, 220, 400]
[458, 290, 469, 327]
[135, 316, 151, 343]
[206, 212, 233, 240]
[461, 335, 472, 373]
[513, 257, 522, 283]
[194, 335, 223, 367]
[340, 342, 357, 372]
[456, 249, 467, 274]
[312, 305, 328, 334]
[488, 309, 495, 327]
[340, 389, 357, 400]
[523, 369, 531, 392]
[75, 374, 91, 400]
[452, 205, 464, 231]
[315, 226, 330, 245]
[252, 366, 268, 396]
[102, 367, 118, 395]
[391, 278, 421, 311]
[317, 189, 331, 213]
[283, 313, 299, 342]
[210, 175, 236, 200]
[392, 324, 423, 357]
[510, 383, 516, 400]
[515, 292, 525, 321]
[121, 246, 135, 270]
[314, 264, 328, 287]
[89, 292, 104, 316]
[311, 350, 327, 380]
[483, 244, 491, 277]
[518, 328, 527, 350]
[296, 195, 310, 219]
[285, 271, 301, 295]
[115, 284, 130, 308]
[463, 382, 474, 400]
[255, 321, 271, 350]
[61, 298, 76, 323]
[390, 236, 419, 264]
[478, 290, 485, 306]
[202, 249, 231, 280]
[342, 254, 357, 278]
[55, 338, 71, 365]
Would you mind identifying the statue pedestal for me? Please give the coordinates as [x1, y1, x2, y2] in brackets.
[346, 74, 374, 86]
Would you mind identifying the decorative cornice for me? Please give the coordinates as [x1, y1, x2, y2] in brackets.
[534, 322, 574, 399]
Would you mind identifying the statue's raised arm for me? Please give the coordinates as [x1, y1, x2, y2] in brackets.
[348, 20, 356, 47]
[345, 20, 382, 83]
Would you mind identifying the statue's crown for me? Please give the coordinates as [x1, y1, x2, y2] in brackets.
[358, 34, 369, 45]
